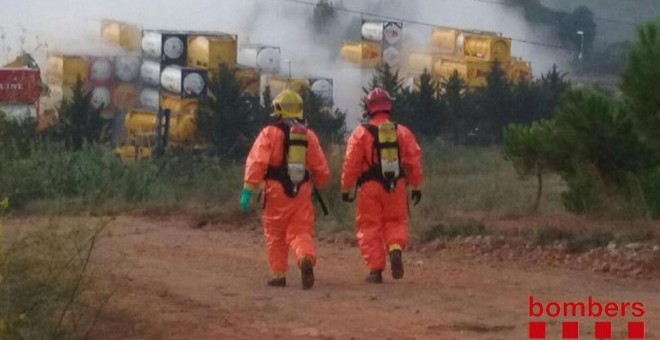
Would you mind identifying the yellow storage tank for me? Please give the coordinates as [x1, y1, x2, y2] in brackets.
[46, 55, 89, 86]
[36, 105, 58, 132]
[434, 58, 493, 88]
[37, 85, 73, 131]
[460, 34, 511, 63]
[115, 145, 152, 162]
[234, 64, 260, 96]
[170, 114, 196, 144]
[123, 109, 196, 144]
[507, 58, 532, 84]
[339, 41, 381, 68]
[113, 83, 138, 111]
[267, 75, 310, 98]
[405, 52, 452, 76]
[160, 92, 198, 116]
[124, 109, 157, 136]
[101, 20, 141, 52]
[406, 52, 433, 75]
[187, 34, 238, 71]
[431, 27, 461, 54]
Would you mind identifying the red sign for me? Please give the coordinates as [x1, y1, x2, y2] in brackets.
[0, 69, 41, 103]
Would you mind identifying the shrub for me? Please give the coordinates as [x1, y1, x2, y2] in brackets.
[0, 113, 38, 160]
[1, 219, 110, 339]
[43, 78, 110, 150]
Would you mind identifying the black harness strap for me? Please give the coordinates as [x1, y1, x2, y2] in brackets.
[264, 122, 310, 198]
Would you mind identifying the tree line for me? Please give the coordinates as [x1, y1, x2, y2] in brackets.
[364, 62, 570, 145]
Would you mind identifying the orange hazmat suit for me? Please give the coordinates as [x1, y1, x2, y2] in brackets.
[341, 112, 423, 272]
[244, 125, 330, 276]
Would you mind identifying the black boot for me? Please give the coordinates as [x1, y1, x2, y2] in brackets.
[365, 270, 383, 283]
[300, 256, 315, 290]
[267, 277, 287, 287]
[390, 249, 404, 279]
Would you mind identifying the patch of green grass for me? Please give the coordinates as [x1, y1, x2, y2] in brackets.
[0, 141, 568, 220]
[421, 143, 565, 219]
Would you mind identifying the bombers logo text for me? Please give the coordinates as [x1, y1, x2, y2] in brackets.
[528, 296, 646, 339]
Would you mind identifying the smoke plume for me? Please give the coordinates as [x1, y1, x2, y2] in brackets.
[1, 0, 582, 126]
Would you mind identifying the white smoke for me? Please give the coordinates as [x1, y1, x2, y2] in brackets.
[0, 0, 575, 127]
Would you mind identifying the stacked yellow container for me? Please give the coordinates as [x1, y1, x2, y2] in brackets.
[402, 26, 531, 89]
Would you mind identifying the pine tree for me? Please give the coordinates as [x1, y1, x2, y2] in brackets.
[402, 70, 445, 138]
[303, 90, 346, 147]
[197, 64, 265, 159]
[362, 64, 406, 120]
[46, 77, 106, 150]
[442, 70, 470, 144]
[475, 61, 514, 143]
[621, 20, 660, 159]
[537, 65, 569, 121]
[551, 88, 652, 213]
[511, 79, 539, 125]
[503, 120, 557, 211]
[377, 63, 404, 96]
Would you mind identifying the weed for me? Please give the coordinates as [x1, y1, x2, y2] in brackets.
[421, 221, 489, 242]
[1, 218, 111, 339]
[528, 226, 615, 253]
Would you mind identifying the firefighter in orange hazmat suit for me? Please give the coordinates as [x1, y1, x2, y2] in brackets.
[240, 90, 330, 289]
[341, 87, 423, 283]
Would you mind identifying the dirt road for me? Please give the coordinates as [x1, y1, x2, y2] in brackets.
[47, 216, 660, 339]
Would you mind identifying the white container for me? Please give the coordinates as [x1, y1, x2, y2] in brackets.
[140, 60, 161, 86]
[91, 87, 112, 109]
[141, 31, 163, 59]
[382, 22, 403, 45]
[141, 31, 186, 60]
[382, 47, 403, 67]
[457, 33, 466, 53]
[0, 104, 37, 119]
[402, 75, 416, 91]
[238, 45, 281, 73]
[310, 78, 333, 104]
[139, 87, 160, 109]
[89, 58, 113, 82]
[115, 55, 141, 82]
[160, 66, 207, 98]
[362, 22, 384, 42]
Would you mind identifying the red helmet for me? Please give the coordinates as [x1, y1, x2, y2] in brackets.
[365, 87, 392, 114]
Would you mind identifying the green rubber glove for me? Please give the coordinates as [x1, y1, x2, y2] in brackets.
[240, 187, 253, 212]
